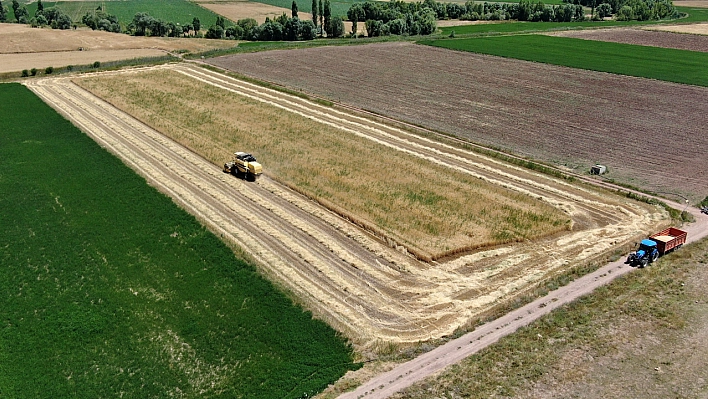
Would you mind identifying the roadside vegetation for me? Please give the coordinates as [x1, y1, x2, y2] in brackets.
[420, 35, 708, 86]
[0, 82, 359, 398]
[75, 69, 571, 261]
[390, 236, 708, 398]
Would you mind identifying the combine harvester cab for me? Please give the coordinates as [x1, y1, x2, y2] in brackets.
[626, 227, 687, 268]
[223, 152, 262, 181]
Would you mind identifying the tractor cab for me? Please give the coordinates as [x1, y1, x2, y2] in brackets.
[637, 239, 657, 255]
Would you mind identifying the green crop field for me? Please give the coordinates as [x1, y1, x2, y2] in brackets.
[419, 35, 708, 86]
[251, 0, 365, 18]
[0, 83, 358, 398]
[22, 0, 225, 26]
[438, 7, 708, 36]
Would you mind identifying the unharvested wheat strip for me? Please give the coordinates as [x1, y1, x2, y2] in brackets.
[181, 65, 622, 203]
[175, 66, 621, 219]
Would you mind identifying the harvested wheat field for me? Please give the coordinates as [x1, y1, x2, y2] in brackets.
[196, 0, 362, 34]
[551, 28, 708, 51]
[30, 64, 666, 345]
[0, 24, 235, 73]
[207, 42, 708, 203]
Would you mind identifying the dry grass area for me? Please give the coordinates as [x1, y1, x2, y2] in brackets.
[76, 68, 570, 259]
[673, 0, 708, 7]
[648, 22, 708, 35]
[198, 0, 306, 24]
[196, 1, 363, 34]
[0, 24, 236, 73]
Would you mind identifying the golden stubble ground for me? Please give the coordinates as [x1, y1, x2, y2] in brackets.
[0, 24, 236, 73]
[77, 69, 570, 260]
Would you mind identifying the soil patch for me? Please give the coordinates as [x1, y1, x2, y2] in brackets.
[551, 27, 708, 51]
[207, 42, 708, 203]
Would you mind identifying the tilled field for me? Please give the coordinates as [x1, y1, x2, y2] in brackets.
[26, 65, 664, 346]
[207, 42, 708, 203]
[551, 28, 708, 52]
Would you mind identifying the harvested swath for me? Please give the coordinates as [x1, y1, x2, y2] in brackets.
[207, 42, 708, 202]
[76, 69, 570, 261]
[550, 28, 708, 52]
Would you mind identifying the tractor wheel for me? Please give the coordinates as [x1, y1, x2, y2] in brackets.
[651, 251, 659, 263]
[640, 258, 648, 268]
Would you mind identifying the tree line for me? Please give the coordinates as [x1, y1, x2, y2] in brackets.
[1, 0, 73, 29]
[345, 0, 678, 36]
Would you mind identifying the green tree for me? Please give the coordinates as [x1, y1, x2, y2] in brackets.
[0, 0, 6, 22]
[347, 3, 365, 35]
[291, 0, 298, 18]
[596, 2, 612, 17]
[216, 15, 226, 28]
[36, 0, 43, 13]
[311, 0, 318, 31]
[615, 4, 633, 19]
[205, 24, 224, 38]
[323, 0, 331, 36]
[328, 15, 344, 37]
[192, 16, 201, 32]
[318, 0, 323, 30]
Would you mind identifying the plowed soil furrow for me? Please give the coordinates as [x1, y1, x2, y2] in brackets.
[26, 65, 665, 344]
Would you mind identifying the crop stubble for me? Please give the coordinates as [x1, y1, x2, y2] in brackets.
[207, 42, 708, 203]
[29, 65, 665, 345]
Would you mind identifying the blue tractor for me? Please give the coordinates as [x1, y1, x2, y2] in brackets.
[626, 239, 660, 268]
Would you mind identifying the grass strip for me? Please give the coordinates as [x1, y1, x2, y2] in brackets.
[419, 34, 708, 86]
[0, 82, 358, 398]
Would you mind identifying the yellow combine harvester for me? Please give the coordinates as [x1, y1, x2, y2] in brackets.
[223, 152, 262, 181]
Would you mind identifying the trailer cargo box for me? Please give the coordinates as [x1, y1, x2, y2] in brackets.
[650, 227, 687, 255]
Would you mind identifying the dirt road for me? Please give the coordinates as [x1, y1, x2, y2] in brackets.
[25, 64, 664, 346]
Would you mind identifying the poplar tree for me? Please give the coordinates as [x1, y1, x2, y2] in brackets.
[323, 0, 331, 36]
[291, 0, 298, 18]
[0, 0, 6, 22]
[318, 0, 323, 31]
[311, 0, 318, 31]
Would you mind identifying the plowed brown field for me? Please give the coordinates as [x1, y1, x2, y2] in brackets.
[551, 28, 708, 52]
[26, 64, 665, 348]
[207, 42, 708, 203]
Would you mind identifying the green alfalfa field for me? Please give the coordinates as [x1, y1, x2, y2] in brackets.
[0, 83, 359, 398]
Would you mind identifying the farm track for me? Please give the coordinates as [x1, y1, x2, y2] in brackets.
[26, 64, 664, 344]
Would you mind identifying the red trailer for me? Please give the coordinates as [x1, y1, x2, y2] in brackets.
[649, 227, 687, 255]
